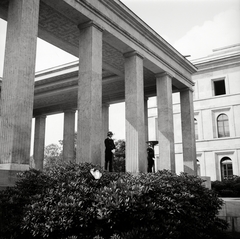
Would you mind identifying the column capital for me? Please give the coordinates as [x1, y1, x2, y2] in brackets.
[123, 51, 144, 59]
[63, 109, 76, 114]
[102, 103, 110, 108]
[78, 20, 104, 32]
[179, 87, 194, 93]
[34, 114, 47, 119]
[155, 72, 173, 79]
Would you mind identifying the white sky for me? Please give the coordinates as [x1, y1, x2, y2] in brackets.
[0, 0, 239, 149]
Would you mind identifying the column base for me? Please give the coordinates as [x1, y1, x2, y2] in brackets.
[0, 165, 29, 189]
[200, 176, 211, 189]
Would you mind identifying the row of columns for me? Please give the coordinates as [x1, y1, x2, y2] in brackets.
[34, 110, 77, 170]
[32, 78, 196, 175]
[32, 104, 108, 170]
[0, 0, 197, 176]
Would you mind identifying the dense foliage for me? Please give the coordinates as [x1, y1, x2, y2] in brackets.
[212, 176, 240, 197]
[0, 162, 227, 239]
[44, 143, 63, 168]
[113, 139, 125, 172]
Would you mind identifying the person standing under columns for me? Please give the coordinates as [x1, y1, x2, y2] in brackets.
[147, 142, 155, 173]
[104, 131, 115, 172]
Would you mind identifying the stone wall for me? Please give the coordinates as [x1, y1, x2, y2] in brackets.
[218, 198, 240, 232]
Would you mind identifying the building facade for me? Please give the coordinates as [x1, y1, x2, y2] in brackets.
[148, 44, 240, 181]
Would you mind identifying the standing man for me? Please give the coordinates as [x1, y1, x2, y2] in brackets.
[104, 131, 116, 172]
[147, 142, 155, 173]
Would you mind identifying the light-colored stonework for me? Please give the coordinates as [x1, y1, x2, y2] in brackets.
[148, 44, 240, 180]
[0, 0, 197, 187]
[218, 198, 240, 232]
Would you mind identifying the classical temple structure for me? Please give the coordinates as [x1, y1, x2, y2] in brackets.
[0, 0, 197, 187]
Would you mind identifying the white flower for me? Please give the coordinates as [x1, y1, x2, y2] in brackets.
[90, 168, 102, 179]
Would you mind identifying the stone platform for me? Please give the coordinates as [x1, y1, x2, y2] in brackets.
[218, 198, 240, 232]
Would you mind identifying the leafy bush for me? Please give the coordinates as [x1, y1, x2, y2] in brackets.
[0, 169, 53, 239]
[113, 139, 125, 172]
[113, 156, 125, 172]
[0, 162, 228, 239]
[94, 170, 228, 239]
[212, 176, 240, 197]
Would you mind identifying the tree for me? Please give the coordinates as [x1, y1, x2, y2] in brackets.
[115, 139, 125, 157]
[113, 139, 125, 172]
[44, 143, 63, 168]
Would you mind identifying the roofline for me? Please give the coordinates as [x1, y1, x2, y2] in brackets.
[106, 0, 197, 74]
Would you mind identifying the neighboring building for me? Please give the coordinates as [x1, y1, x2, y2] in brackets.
[148, 44, 240, 181]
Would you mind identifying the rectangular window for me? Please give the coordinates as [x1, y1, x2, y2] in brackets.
[214, 79, 226, 96]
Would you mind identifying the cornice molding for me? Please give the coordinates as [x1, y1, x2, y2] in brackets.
[193, 53, 240, 74]
[74, 0, 197, 77]
[100, 0, 196, 71]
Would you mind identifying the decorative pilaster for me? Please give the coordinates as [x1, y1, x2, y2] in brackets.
[124, 51, 147, 173]
[63, 110, 76, 162]
[180, 88, 197, 175]
[156, 72, 175, 172]
[0, 0, 40, 170]
[33, 115, 46, 170]
[77, 21, 103, 165]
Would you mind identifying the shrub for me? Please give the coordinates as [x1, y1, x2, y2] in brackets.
[113, 155, 125, 172]
[0, 169, 53, 239]
[0, 162, 228, 239]
[94, 170, 228, 239]
[212, 176, 240, 197]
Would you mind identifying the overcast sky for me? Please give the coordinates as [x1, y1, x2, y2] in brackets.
[0, 0, 239, 148]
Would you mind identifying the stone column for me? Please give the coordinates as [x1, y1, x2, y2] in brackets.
[144, 98, 149, 143]
[144, 98, 149, 167]
[0, 0, 39, 171]
[33, 115, 46, 170]
[63, 110, 76, 162]
[77, 21, 103, 165]
[124, 51, 147, 173]
[180, 88, 197, 175]
[102, 104, 109, 167]
[156, 73, 175, 172]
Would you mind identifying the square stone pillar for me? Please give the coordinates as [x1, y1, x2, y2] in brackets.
[0, 0, 39, 171]
[180, 88, 197, 175]
[33, 115, 46, 170]
[77, 21, 103, 165]
[156, 73, 175, 172]
[144, 98, 149, 143]
[102, 104, 109, 167]
[124, 51, 147, 173]
[63, 110, 76, 162]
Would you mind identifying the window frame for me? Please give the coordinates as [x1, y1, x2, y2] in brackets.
[211, 107, 232, 138]
[217, 113, 230, 138]
[211, 77, 228, 97]
[220, 157, 233, 180]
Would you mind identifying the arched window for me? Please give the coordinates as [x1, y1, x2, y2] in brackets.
[221, 157, 233, 180]
[217, 114, 230, 138]
[194, 118, 198, 140]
